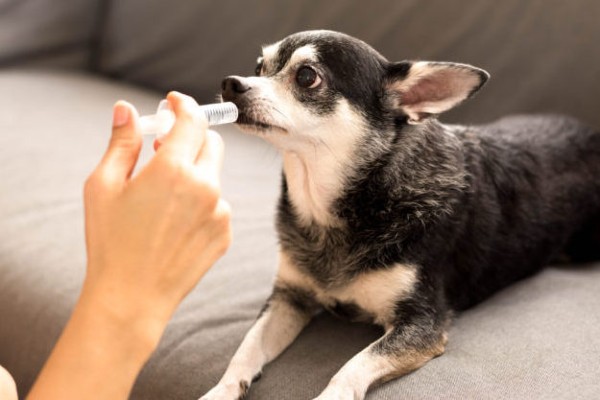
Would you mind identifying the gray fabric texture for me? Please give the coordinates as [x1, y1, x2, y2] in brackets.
[2, 1, 600, 398]
[0, 0, 102, 69]
[1, 71, 599, 400]
[98, 0, 600, 127]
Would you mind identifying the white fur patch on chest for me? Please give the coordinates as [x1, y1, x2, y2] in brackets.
[276, 253, 418, 326]
[279, 99, 365, 227]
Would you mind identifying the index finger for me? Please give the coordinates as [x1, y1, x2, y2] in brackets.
[158, 91, 208, 162]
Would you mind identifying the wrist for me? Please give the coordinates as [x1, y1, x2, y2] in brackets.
[77, 278, 173, 359]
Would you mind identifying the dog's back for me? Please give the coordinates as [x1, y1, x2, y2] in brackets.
[446, 114, 600, 309]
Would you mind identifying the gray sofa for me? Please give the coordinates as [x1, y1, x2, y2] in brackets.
[1, 1, 599, 399]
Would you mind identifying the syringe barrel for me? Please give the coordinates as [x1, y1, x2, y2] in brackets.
[139, 101, 238, 137]
[199, 102, 238, 126]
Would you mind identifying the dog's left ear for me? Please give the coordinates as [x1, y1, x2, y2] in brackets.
[386, 61, 490, 123]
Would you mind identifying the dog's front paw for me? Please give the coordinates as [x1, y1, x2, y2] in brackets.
[313, 386, 360, 400]
[200, 380, 250, 400]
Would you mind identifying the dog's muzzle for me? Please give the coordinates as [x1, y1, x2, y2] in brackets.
[221, 76, 251, 102]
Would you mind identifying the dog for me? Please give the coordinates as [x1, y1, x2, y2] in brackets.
[201, 30, 600, 400]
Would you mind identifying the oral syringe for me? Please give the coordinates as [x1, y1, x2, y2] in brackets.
[139, 100, 238, 139]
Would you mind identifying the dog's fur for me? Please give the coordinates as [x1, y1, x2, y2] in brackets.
[201, 30, 600, 400]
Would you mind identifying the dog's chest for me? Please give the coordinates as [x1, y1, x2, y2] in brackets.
[277, 253, 417, 327]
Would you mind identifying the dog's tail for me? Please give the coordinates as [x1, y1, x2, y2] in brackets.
[560, 214, 600, 263]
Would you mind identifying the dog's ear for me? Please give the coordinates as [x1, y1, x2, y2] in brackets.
[385, 61, 489, 123]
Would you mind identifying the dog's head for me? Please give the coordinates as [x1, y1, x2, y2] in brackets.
[221, 30, 489, 149]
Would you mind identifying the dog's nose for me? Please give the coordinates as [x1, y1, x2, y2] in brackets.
[221, 76, 251, 100]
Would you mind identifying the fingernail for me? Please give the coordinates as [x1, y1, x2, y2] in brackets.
[113, 103, 130, 128]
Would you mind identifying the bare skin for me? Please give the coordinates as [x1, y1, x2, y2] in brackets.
[0, 365, 17, 400]
[0, 91, 231, 400]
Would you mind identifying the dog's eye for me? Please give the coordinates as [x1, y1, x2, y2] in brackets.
[296, 66, 321, 89]
[255, 60, 264, 76]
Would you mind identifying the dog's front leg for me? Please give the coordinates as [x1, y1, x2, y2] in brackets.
[200, 285, 318, 400]
[314, 316, 448, 400]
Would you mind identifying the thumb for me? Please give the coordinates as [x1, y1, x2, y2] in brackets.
[96, 101, 143, 187]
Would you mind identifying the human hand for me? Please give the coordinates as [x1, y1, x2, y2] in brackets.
[27, 92, 232, 400]
[82, 92, 232, 336]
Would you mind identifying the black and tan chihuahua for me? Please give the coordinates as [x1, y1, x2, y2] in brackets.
[201, 30, 600, 400]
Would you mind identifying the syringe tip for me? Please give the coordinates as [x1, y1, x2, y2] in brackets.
[199, 102, 239, 126]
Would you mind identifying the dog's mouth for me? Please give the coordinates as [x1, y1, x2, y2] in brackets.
[236, 112, 286, 133]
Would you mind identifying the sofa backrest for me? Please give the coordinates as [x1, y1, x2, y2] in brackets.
[95, 0, 600, 127]
[3, 0, 599, 127]
[0, 0, 103, 69]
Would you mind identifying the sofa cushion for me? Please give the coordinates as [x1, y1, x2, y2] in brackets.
[0, 0, 102, 69]
[97, 0, 600, 127]
[0, 70, 599, 400]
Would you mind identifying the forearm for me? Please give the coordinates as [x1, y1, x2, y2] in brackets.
[27, 283, 167, 400]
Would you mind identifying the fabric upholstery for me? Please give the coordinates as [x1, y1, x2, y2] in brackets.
[97, 0, 600, 127]
[0, 0, 102, 69]
[2, 1, 600, 399]
[0, 71, 599, 400]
